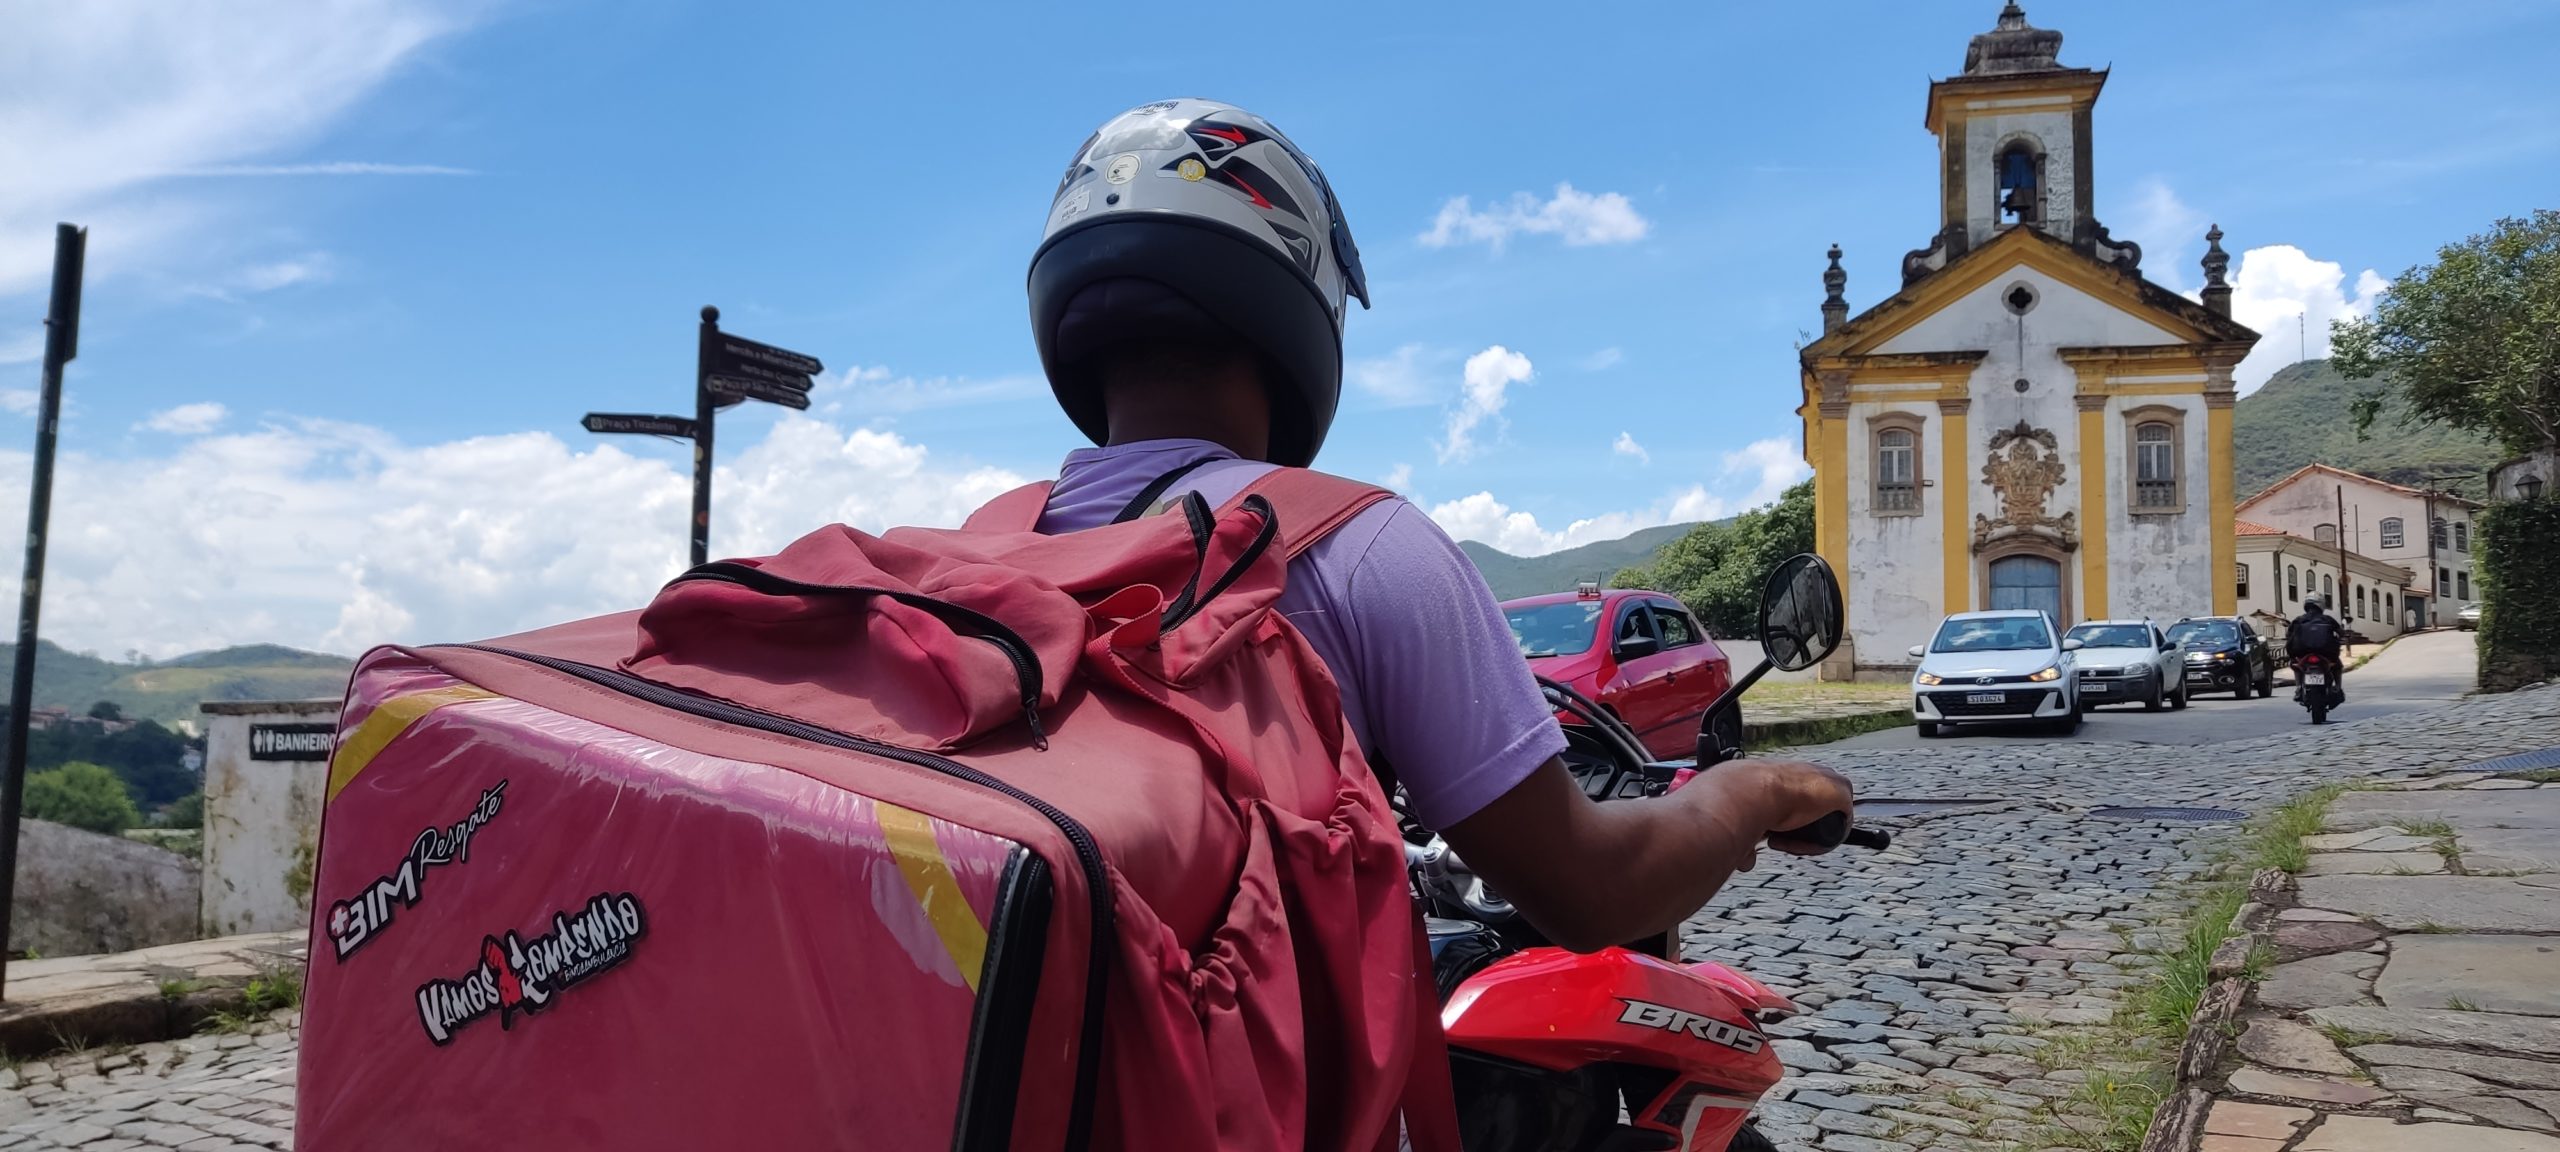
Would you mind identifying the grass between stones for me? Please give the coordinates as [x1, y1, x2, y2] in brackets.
[2008, 785, 2347, 1152]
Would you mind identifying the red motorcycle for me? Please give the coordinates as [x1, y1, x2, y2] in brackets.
[1409, 555, 1886, 1152]
[2294, 651, 2340, 724]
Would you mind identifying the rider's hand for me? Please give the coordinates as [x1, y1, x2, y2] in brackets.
[1744, 759, 1856, 857]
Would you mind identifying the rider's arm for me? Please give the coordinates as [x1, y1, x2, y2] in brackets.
[1323, 501, 1853, 953]
[1441, 756, 1851, 953]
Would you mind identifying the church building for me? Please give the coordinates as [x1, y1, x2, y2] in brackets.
[1798, 4, 2261, 679]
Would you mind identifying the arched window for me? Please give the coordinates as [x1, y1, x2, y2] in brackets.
[2355, 585, 2366, 618]
[2288, 565, 2300, 602]
[1996, 141, 2044, 227]
[2235, 563, 2250, 600]
[2386, 593, 2395, 620]
[2323, 574, 2335, 602]
[2379, 517, 2405, 549]
[2455, 522, 2470, 552]
[2313, 524, 2338, 545]
[2127, 411, 2185, 511]
[1870, 418, 1922, 515]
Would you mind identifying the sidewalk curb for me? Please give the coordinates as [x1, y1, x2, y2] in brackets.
[2141, 874, 2283, 1152]
[0, 932, 302, 1059]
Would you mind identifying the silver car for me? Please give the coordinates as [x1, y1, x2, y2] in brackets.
[1908, 610, 2084, 737]
[2064, 619, 2188, 712]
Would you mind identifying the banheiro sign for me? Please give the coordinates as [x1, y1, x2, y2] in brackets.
[248, 723, 334, 760]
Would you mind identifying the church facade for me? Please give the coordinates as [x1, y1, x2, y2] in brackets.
[1798, 5, 2260, 678]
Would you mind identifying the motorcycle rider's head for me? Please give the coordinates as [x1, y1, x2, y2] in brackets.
[2302, 597, 2327, 615]
[1029, 99, 1369, 467]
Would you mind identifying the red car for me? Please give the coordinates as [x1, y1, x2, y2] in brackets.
[1500, 585, 1734, 761]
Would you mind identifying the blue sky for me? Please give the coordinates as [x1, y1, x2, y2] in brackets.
[2, 0, 2554, 657]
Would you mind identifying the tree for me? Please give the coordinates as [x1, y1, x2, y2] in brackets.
[86, 700, 124, 722]
[2335, 209, 2560, 454]
[22, 762, 141, 835]
[1614, 480, 1816, 637]
[159, 791, 204, 830]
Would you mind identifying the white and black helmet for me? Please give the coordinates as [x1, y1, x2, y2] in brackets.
[1030, 99, 1369, 467]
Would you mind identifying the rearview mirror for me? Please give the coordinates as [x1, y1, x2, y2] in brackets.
[1906, 645, 1925, 660]
[1758, 554, 1843, 672]
[2061, 638, 2085, 652]
[1616, 635, 1660, 660]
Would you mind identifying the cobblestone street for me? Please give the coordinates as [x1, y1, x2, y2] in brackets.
[3, 682, 2555, 1150]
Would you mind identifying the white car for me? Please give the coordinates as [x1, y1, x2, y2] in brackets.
[2064, 619, 2188, 712]
[1908, 610, 2084, 738]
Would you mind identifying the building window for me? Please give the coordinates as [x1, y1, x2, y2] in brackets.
[2434, 518, 2449, 548]
[2439, 567, 2453, 597]
[2235, 563, 2250, 600]
[2379, 517, 2404, 549]
[2323, 574, 2334, 603]
[2459, 571, 2471, 600]
[2126, 408, 2185, 512]
[2455, 522, 2470, 552]
[2355, 585, 2366, 619]
[1870, 418, 1923, 515]
[2386, 593, 2395, 620]
[1996, 140, 2044, 227]
[2287, 565, 2299, 602]
[2313, 524, 2338, 545]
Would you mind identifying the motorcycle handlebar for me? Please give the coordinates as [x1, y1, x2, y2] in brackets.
[1770, 810, 1893, 852]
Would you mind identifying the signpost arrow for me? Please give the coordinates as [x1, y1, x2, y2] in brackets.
[705, 375, 814, 410]
[717, 359, 816, 393]
[582, 412, 700, 438]
[712, 335, 822, 379]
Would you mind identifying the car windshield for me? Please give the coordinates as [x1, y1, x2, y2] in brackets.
[2065, 624, 2153, 649]
[2168, 621, 2241, 647]
[1504, 601, 1604, 657]
[1931, 617, 2052, 653]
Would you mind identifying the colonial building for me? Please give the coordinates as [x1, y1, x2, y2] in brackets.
[2236, 463, 2481, 629]
[2234, 520, 2413, 643]
[1798, 4, 2259, 678]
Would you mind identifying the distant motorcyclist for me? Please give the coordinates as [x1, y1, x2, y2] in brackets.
[2286, 596, 2345, 702]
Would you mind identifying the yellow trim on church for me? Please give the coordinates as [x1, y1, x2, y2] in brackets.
[2076, 403, 2109, 620]
[2209, 403, 2237, 615]
[1826, 229, 2230, 358]
[1940, 406, 1970, 613]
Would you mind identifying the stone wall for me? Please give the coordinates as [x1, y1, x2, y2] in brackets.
[200, 700, 337, 938]
[10, 818, 200, 957]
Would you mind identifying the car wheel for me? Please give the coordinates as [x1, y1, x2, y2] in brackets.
[2171, 679, 2189, 710]
[2144, 677, 2165, 712]
[2257, 670, 2274, 699]
[1917, 722, 1944, 739]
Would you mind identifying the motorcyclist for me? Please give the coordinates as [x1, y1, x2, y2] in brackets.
[2287, 596, 2345, 702]
[1022, 99, 1856, 952]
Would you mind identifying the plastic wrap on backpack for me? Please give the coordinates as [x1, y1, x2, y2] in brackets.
[297, 654, 1022, 1151]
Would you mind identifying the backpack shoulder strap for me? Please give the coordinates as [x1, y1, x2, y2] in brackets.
[1221, 468, 1395, 562]
[961, 481, 1054, 533]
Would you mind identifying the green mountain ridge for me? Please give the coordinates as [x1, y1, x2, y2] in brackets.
[1, 642, 354, 728]
[1459, 521, 1703, 602]
[2235, 358, 2503, 500]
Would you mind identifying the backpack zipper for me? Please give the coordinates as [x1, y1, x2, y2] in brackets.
[668, 563, 1049, 750]
[438, 642, 1106, 1151]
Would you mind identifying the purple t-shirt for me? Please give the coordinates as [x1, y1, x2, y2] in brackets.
[1037, 439, 1564, 829]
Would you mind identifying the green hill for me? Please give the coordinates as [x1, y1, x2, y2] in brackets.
[0, 642, 354, 728]
[1460, 521, 1702, 602]
[2236, 359, 2503, 499]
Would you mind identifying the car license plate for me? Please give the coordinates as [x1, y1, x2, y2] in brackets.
[1966, 692, 2005, 705]
[2303, 673, 2326, 686]
[2085, 682, 2111, 693]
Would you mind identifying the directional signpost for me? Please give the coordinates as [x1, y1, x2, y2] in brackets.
[581, 306, 822, 566]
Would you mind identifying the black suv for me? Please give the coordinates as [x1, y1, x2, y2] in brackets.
[2168, 616, 2275, 700]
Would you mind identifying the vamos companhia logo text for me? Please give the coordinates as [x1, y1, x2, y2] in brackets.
[416, 892, 645, 1045]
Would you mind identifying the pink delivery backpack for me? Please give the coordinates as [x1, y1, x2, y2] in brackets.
[296, 468, 1462, 1152]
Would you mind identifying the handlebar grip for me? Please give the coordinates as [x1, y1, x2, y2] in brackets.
[1769, 811, 1890, 852]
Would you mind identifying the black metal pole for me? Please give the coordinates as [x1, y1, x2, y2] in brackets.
[0, 224, 85, 997]
[692, 307, 717, 569]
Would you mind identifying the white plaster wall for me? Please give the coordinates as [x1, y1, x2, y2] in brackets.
[202, 708, 331, 938]
[2242, 479, 2473, 623]
[2238, 544, 2409, 639]
[1961, 107, 2076, 244]
[1875, 266, 2182, 356]
[1844, 399, 1946, 664]
[2102, 394, 2213, 624]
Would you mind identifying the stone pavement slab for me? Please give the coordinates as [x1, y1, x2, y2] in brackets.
[2297, 1114, 2560, 1151]
[2309, 1006, 2560, 1058]
[2327, 789, 2560, 830]
[2300, 852, 2445, 876]
[2234, 1017, 2357, 1075]
[2376, 934, 2560, 1015]
[2297, 875, 2560, 932]
[2258, 950, 2381, 1011]
[2350, 1044, 2560, 1089]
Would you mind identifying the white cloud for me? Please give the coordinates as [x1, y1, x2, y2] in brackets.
[231, 254, 333, 294]
[1381, 463, 1414, 492]
[1438, 346, 1532, 464]
[1613, 432, 1650, 464]
[139, 402, 228, 435]
[0, 415, 1025, 658]
[1348, 344, 1446, 407]
[1579, 347, 1625, 372]
[1, 392, 37, 417]
[818, 364, 1042, 414]
[0, 333, 42, 366]
[2120, 178, 2209, 292]
[2224, 245, 2389, 394]
[1430, 438, 1809, 557]
[173, 162, 474, 177]
[0, 1, 477, 295]
[1420, 183, 1650, 251]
